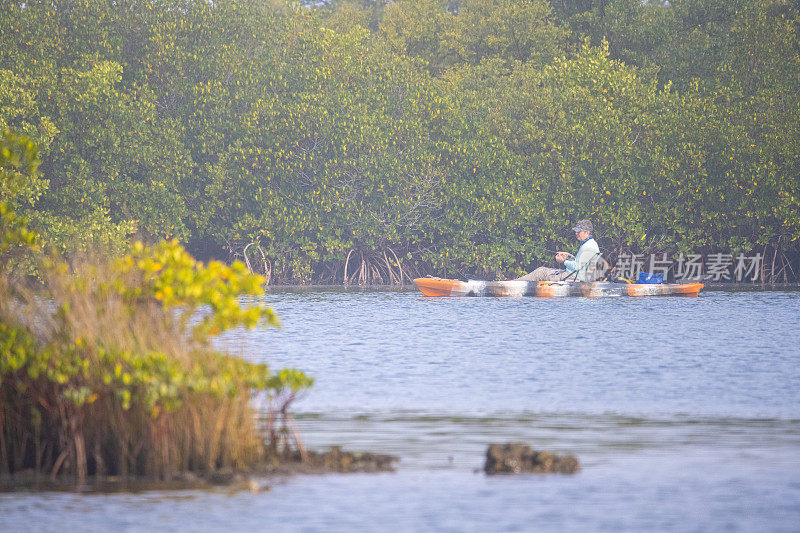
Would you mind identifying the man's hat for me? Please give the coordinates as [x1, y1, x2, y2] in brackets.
[572, 219, 593, 233]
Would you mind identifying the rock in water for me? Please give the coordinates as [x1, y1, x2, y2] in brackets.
[315, 446, 398, 473]
[484, 443, 580, 474]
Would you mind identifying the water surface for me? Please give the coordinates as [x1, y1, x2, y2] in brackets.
[2, 288, 799, 531]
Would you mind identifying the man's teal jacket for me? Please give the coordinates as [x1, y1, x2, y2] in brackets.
[564, 237, 600, 281]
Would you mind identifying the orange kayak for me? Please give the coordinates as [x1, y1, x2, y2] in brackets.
[414, 277, 704, 298]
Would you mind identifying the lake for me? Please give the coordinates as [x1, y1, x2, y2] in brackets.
[2, 288, 799, 531]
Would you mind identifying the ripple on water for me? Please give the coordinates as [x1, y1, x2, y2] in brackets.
[3, 289, 798, 532]
[228, 288, 800, 419]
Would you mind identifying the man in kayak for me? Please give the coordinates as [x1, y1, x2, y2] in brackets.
[516, 220, 601, 282]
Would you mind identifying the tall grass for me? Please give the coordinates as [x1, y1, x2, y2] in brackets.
[0, 241, 312, 483]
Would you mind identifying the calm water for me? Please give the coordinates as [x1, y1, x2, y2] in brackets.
[3, 288, 800, 531]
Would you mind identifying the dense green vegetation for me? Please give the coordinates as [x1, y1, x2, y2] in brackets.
[0, 136, 312, 482]
[1, 0, 798, 282]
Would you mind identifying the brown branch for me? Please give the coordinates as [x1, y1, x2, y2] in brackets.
[256, 245, 271, 285]
[243, 242, 256, 273]
[50, 449, 69, 481]
[285, 413, 307, 462]
[388, 248, 405, 285]
[383, 250, 397, 285]
[343, 249, 354, 286]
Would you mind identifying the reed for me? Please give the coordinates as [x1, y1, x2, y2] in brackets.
[0, 239, 312, 483]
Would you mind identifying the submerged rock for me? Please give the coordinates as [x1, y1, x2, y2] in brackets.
[207, 468, 243, 486]
[258, 446, 398, 475]
[484, 443, 580, 474]
[308, 446, 398, 473]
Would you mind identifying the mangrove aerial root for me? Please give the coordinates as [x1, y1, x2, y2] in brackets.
[343, 249, 355, 285]
[341, 247, 412, 286]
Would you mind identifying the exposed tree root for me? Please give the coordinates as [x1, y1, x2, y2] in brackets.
[225, 240, 430, 285]
[339, 247, 415, 286]
[343, 249, 355, 286]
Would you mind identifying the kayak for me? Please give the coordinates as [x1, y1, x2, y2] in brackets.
[413, 277, 704, 297]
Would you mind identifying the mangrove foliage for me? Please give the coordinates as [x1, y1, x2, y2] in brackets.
[1, 0, 798, 281]
[0, 136, 313, 482]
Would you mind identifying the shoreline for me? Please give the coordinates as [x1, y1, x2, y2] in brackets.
[0, 447, 398, 494]
[263, 282, 800, 291]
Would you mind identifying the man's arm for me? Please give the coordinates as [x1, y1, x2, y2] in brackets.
[564, 240, 599, 274]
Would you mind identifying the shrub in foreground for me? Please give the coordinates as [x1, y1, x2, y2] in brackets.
[0, 238, 312, 483]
